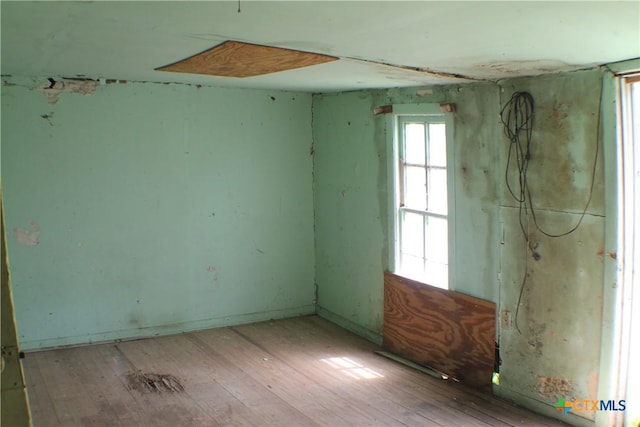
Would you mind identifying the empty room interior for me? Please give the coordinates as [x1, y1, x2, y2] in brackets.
[1, 2, 639, 426]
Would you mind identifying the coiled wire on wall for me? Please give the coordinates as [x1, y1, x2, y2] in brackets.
[500, 86, 602, 334]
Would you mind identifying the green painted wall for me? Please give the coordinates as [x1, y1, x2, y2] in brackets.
[2, 67, 617, 424]
[312, 83, 502, 341]
[312, 69, 612, 424]
[312, 91, 388, 341]
[1, 78, 315, 350]
[495, 70, 609, 426]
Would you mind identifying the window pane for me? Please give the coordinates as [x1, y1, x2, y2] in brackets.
[428, 123, 446, 167]
[401, 211, 423, 257]
[425, 216, 448, 265]
[427, 168, 447, 214]
[424, 260, 448, 289]
[400, 254, 424, 281]
[404, 166, 426, 210]
[404, 123, 425, 165]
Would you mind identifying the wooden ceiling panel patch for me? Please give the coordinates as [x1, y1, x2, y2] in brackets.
[156, 41, 338, 78]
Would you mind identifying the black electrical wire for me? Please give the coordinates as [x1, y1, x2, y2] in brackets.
[526, 82, 602, 238]
[501, 92, 535, 241]
[500, 91, 536, 335]
[502, 88, 602, 240]
[500, 82, 603, 334]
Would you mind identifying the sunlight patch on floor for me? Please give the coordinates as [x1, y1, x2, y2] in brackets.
[321, 357, 384, 380]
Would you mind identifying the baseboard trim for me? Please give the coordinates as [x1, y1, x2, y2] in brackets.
[21, 304, 316, 351]
[316, 306, 383, 345]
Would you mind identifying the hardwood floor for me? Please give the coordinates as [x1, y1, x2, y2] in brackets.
[22, 316, 567, 426]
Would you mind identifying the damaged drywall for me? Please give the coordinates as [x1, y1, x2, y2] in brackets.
[496, 69, 606, 423]
[37, 78, 99, 104]
[5, 77, 218, 106]
[312, 67, 611, 424]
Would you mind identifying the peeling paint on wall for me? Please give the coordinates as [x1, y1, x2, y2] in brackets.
[37, 78, 99, 104]
[13, 221, 40, 246]
[536, 375, 573, 399]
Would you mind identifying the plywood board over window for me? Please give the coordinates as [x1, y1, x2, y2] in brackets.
[156, 41, 338, 78]
[383, 272, 496, 388]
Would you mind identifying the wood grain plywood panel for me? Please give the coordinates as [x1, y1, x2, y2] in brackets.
[156, 41, 338, 78]
[383, 272, 496, 388]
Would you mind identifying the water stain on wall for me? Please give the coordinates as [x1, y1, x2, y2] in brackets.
[500, 71, 603, 215]
[456, 86, 499, 201]
[497, 70, 605, 419]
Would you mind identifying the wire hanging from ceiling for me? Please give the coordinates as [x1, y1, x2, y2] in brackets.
[501, 89, 602, 240]
[500, 82, 603, 334]
[500, 91, 536, 334]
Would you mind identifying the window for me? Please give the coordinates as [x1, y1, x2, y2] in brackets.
[615, 71, 640, 427]
[390, 106, 452, 289]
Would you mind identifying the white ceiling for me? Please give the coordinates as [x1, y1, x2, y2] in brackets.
[2, 1, 639, 92]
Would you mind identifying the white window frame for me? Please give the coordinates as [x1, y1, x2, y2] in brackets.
[605, 71, 640, 427]
[387, 104, 455, 289]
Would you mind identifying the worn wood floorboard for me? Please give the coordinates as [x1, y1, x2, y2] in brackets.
[20, 355, 56, 426]
[23, 315, 568, 427]
[290, 317, 562, 427]
[194, 328, 407, 426]
[234, 317, 494, 427]
[230, 321, 445, 426]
